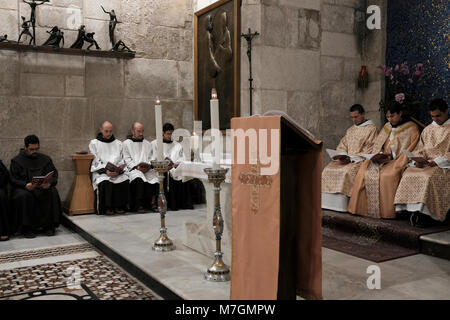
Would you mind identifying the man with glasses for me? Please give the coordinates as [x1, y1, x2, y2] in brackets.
[9, 135, 61, 238]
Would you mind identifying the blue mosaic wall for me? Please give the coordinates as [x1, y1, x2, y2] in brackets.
[386, 0, 449, 125]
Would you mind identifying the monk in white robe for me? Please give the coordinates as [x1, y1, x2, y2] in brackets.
[89, 121, 129, 215]
[150, 123, 193, 211]
[322, 104, 378, 211]
[395, 99, 450, 222]
[348, 103, 420, 219]
[123, 122, 159, 212]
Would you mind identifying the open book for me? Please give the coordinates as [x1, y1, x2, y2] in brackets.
[137, 162, 151, 170]
[105, 162, 126, 173]
[362, 153, 391, 163]
[362, 154, 377, 160]
[32, 171, 54, 186]
[402, 149, 426, 162]
[326, 149, 348, 159]
[165, 157, 180, 169]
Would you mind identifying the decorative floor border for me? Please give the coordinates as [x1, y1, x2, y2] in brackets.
[1, 284, 98, 300]
[0, 243, 96, 264]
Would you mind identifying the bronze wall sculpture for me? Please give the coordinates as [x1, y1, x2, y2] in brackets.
[195, 0, 240, 130]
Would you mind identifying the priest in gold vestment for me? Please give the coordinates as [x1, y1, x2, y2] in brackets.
[395, 99, 450, 222]
[348, 103, 420, 219]
[322, 104, 378, 211]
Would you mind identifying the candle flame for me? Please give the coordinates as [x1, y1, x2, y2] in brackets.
[156, 96, 161, 105]
[211, 88, 218, 99]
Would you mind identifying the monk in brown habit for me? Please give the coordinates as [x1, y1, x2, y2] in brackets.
[348, 102, 420, 219]
[395, 99, 449, 223]
[322, 104, 378, 212]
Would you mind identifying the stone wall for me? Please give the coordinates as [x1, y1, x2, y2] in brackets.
[0, 0, 387, 201]
[0, 0, 194, 201]
[239, 0, 385, 167]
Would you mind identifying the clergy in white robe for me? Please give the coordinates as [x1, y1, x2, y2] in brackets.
[89, 121, 129, 215]
[395, 99, 450, 223]
[150, 123, 193, 211]
[322, 104, 378, 212]
[123, 122, 159, 212]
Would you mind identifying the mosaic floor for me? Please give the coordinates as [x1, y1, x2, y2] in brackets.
[0, 243, 160, 300]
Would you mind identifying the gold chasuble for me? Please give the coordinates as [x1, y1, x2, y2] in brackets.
[230, 115, 323, 300]
[322, 121, 378, 196]
[348, 121, 420, 218]
[394, 120, 450, 221]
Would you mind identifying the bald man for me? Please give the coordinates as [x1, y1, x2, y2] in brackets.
[123, 122, 159, 212]
[89, 121, 129, 215]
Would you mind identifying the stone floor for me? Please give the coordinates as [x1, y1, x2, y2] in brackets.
[0, 226, 160, 300]
[63, 205, 450, 300]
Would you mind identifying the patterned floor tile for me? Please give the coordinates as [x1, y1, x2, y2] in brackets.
[0, 248, 159, 300]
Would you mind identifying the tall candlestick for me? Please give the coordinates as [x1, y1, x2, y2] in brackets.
[210, 88, 220, 169]
[155, 97, 164, 161]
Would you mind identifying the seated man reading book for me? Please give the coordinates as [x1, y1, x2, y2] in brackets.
[321, 104, 378, 212]
[9, 135, 61, 238]
[394, 98, 450, 224]
[150, 123, 193, 211]
[123, 122, 159, 212]
[89, 121, 129, 215]
[348, 102, 420, 219]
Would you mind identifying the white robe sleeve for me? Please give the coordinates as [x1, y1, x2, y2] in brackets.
[123, 140, 138, 171]
[171, 142, 185, 163]
[89, 140, 105, 172]
[117, 142, 128, 169]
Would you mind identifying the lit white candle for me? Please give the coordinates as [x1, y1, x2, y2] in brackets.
[190, 133, 199, 151]
[155, 96, 164, 161]
[210, 88, 220, 169]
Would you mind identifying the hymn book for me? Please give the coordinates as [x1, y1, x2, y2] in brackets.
[326, 149, 349, 159]
[362, 154, 377, 160]
[31, 171, 54, 186]
[165, 157, 180, 169]
[137, 162, 151, 170]
[105, 162, 126, 173]
[402, 149, 427, 162]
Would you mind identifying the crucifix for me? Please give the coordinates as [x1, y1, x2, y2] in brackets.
[101, 6, 122, 49]
[241, 28, 259, 116]
[238, 160, 272, 213]
[23, 0, 49, 46]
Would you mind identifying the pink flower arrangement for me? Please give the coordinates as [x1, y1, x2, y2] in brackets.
[395, 93, 405, 103]
[379, 61, 424, 84]
[379, 61, 425, 118]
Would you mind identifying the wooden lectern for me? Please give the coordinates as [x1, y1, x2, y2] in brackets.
[230, 112, 323, 300]
[67, 153, 95, 216]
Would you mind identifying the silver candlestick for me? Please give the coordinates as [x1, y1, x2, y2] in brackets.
[203, 167, 230, 282]
[151, 160, 175, 252]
